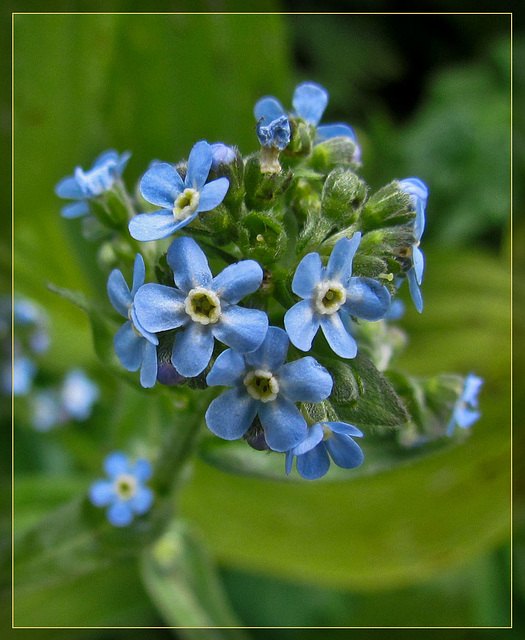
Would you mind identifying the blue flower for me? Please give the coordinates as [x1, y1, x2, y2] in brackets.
[89, 451, 154, 527]
[210, 143, 236, 170]
[7, 356, 37, 396]
[61, 369, 100, 420]
[107, 254, 158, 388]
[55, 150, 131, 219]
[398, 178, 429, 313]
[446, 373, 483, 436]
[128, 141, 230, 242]
[205, 326, 333, 452]
[284, 233, 391, 358]
[134, 237, 268, 378]
[286, 421, 364, 480]
[31, 390, 65, 431]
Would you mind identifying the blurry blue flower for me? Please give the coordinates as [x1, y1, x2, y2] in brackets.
[89, 451, 153, 527]
[31, 390, 66, 432]
[205, 327, 333, 452]
[55, 150, 131, 219]
[134, 237, 268, 378]
[107, 254, 158, 388]
[210, 143, 236, 170]
[6, 356, 36, 396]
[286, 421, 364, 480]
[61, 369, 100, 420]
[446, 373, 483, 436]
[128, 141, 230, 242]
[398, 178, 429, 313]
[284, 233, 391, 358]
[385, 299, 405, 322]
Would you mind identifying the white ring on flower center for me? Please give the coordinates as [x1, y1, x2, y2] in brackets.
[173, 188, 200, 221]
[114, 473, 138, 500]
[313, 280, 347, 315]
[184, 287, 221, 325]
[243, 369, 279, 403]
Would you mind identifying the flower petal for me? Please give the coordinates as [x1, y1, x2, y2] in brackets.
[92, 149, 119, 168]
[114, 322, 143, 372]
[197, 177, 230, 212]
[132, 459, 152, 482]
[128, 211, 179, 241]
[104, 451, 129, 478]
[289, 422, 325, 456]
[133, 283, 187, 333]
[292, 82, 328, 125]
[320, 313, 358, 359]
[259, 396, 307, 452]
[131, 254, 146, 297]
[206, 349, 247, 388]
[325, 433, 364, 469]
[413, 245, 425, 285]
[55, 175, 84, 199]
[213, 305, 268, 353]
[130, 305, 159, 344]
[107, 501, 134, 527]
[316, 123, 357, 143]
[89, 480, 115, 507]
[205, 387, 258, 440]
[277, 356, 333, 402]
[140, 162, 183, 207]
[463, 374, 484, 406]
[296, 444, 331, 480]
[254, 96, 286, 122]
[343, 277, 391, 321]
[171, 323, 214, 378]
[211, 260, 263, 304]
[407, 268, 424, 313]
[129, 486, 154, 515]
[185, 140, 212, 191]
[167, 236, 213, 291]
[324, 421, 363, 437]
[139, 340, 158, 389]
[107, 269, 132, 318]
[326, 233, 362, 284]
[61, 200, 89, 219]
[115, 151, 132, 176]
[291, 252, 324, 299]
[244, 326, 289, 371]
[284, 299, 320, 352]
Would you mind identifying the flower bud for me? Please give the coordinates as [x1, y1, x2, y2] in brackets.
[310, 136, 360, 174]
[243, 154, 293, 211]
[321, 167, 368, 226]
[359, 182, 414, 233]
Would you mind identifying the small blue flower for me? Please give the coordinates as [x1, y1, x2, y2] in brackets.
[210, 142, 236, 170]
[398, 178, 429, 313]
[286, 421, 364, 480]
[205, 326, 333, 452]
[107, 254, 158, 388]
[128, 141, 230, 242]
[446, 373, 483, 436]
[134, 237, 268, 378]
[55, 150, 131, 219]
[284, 233, 391, 358]
[89, 451, 154, 527]
[31, 390, 65, 431]
[7, 356, 37, 396]
[61, 369, 100, 420]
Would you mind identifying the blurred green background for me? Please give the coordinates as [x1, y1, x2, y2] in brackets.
[4, 3, 519, 635]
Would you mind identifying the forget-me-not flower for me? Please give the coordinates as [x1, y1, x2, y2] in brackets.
[89, 451, 154, 527]
[55, 150, 131, 219]
[134, 237, 268, 378]
[398, 178, 429, 313]
[61, 369, 100, 420]
[284, 233, 391, 359]
[286, 421, 364, 480]
[210, 142, 236, 170]
[128, 141, 230, 242]
[446, 373, 483, 436]
[107, 254, 158, 388]
[205, 326, 333, 452]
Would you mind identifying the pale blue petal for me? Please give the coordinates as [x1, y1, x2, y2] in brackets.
[104, 451, 129, 478]
[326, 233, 362, 284]
[407, 268, 424, 313]
[259, 397, 307, 453]
[413, 245, 425, 285]
[343, 277, 391, 320]
[139, 340, 158, 388]
[324, 421, 363, 437]
[171, 323, 214, 377]
[277, 356, 333, 402]
[211, 260, 263, 304]
[284, 300, 320, 352]
[292, 82, 328, 125]
[197, 177, 230, 212]
[89, 480, 115, 507]
[140, 162, 183, 207]
[290, 422, 325, 456]
[133, 284, 187, 333]
[107, 501, 134, 527]
[244, 326, 289, 371]
[205, 387, 258, 440]
[325, 433, 364, 469]
[185, 140, 212, 191]
[129, 486, 153, 514]
[55, 175, 84, 199]
[254, 96, 286, 122]
[92, 149, 119, 168]
[114, 322, 143, 371]
[455, 407, 481, 429]
[167, 236, 213, 291]
[463, 374, 483, 406]
[107, 269, 132, 317]
[206, 349, 247, 388]
[115, 151, 132, 176]
[291, 252, 324, 299]
[130, 305, 159, 344]
[296, 444, 331, 480]
[61, 200, 89, 219]
[316, 123, 357, 143]
[320, 313, 357, 359]
[129, 211, 179, 241]
[212, 305, 268, 353]
[132, 459, 152, 482]
[131, 254, 146, 297]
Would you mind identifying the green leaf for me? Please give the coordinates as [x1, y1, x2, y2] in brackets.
[141, 519, 247, 637]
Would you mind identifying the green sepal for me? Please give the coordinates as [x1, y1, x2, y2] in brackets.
[359, 181, 415, 233]
[197, 203, 239, 246]
[89, 183, 133, 231]
[281, 118, 313, 160]
[321, 167, 369, 226]
[238, 210, 287, 266]
[309, 136, 361, 174]
[243, 153, 293, 210]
